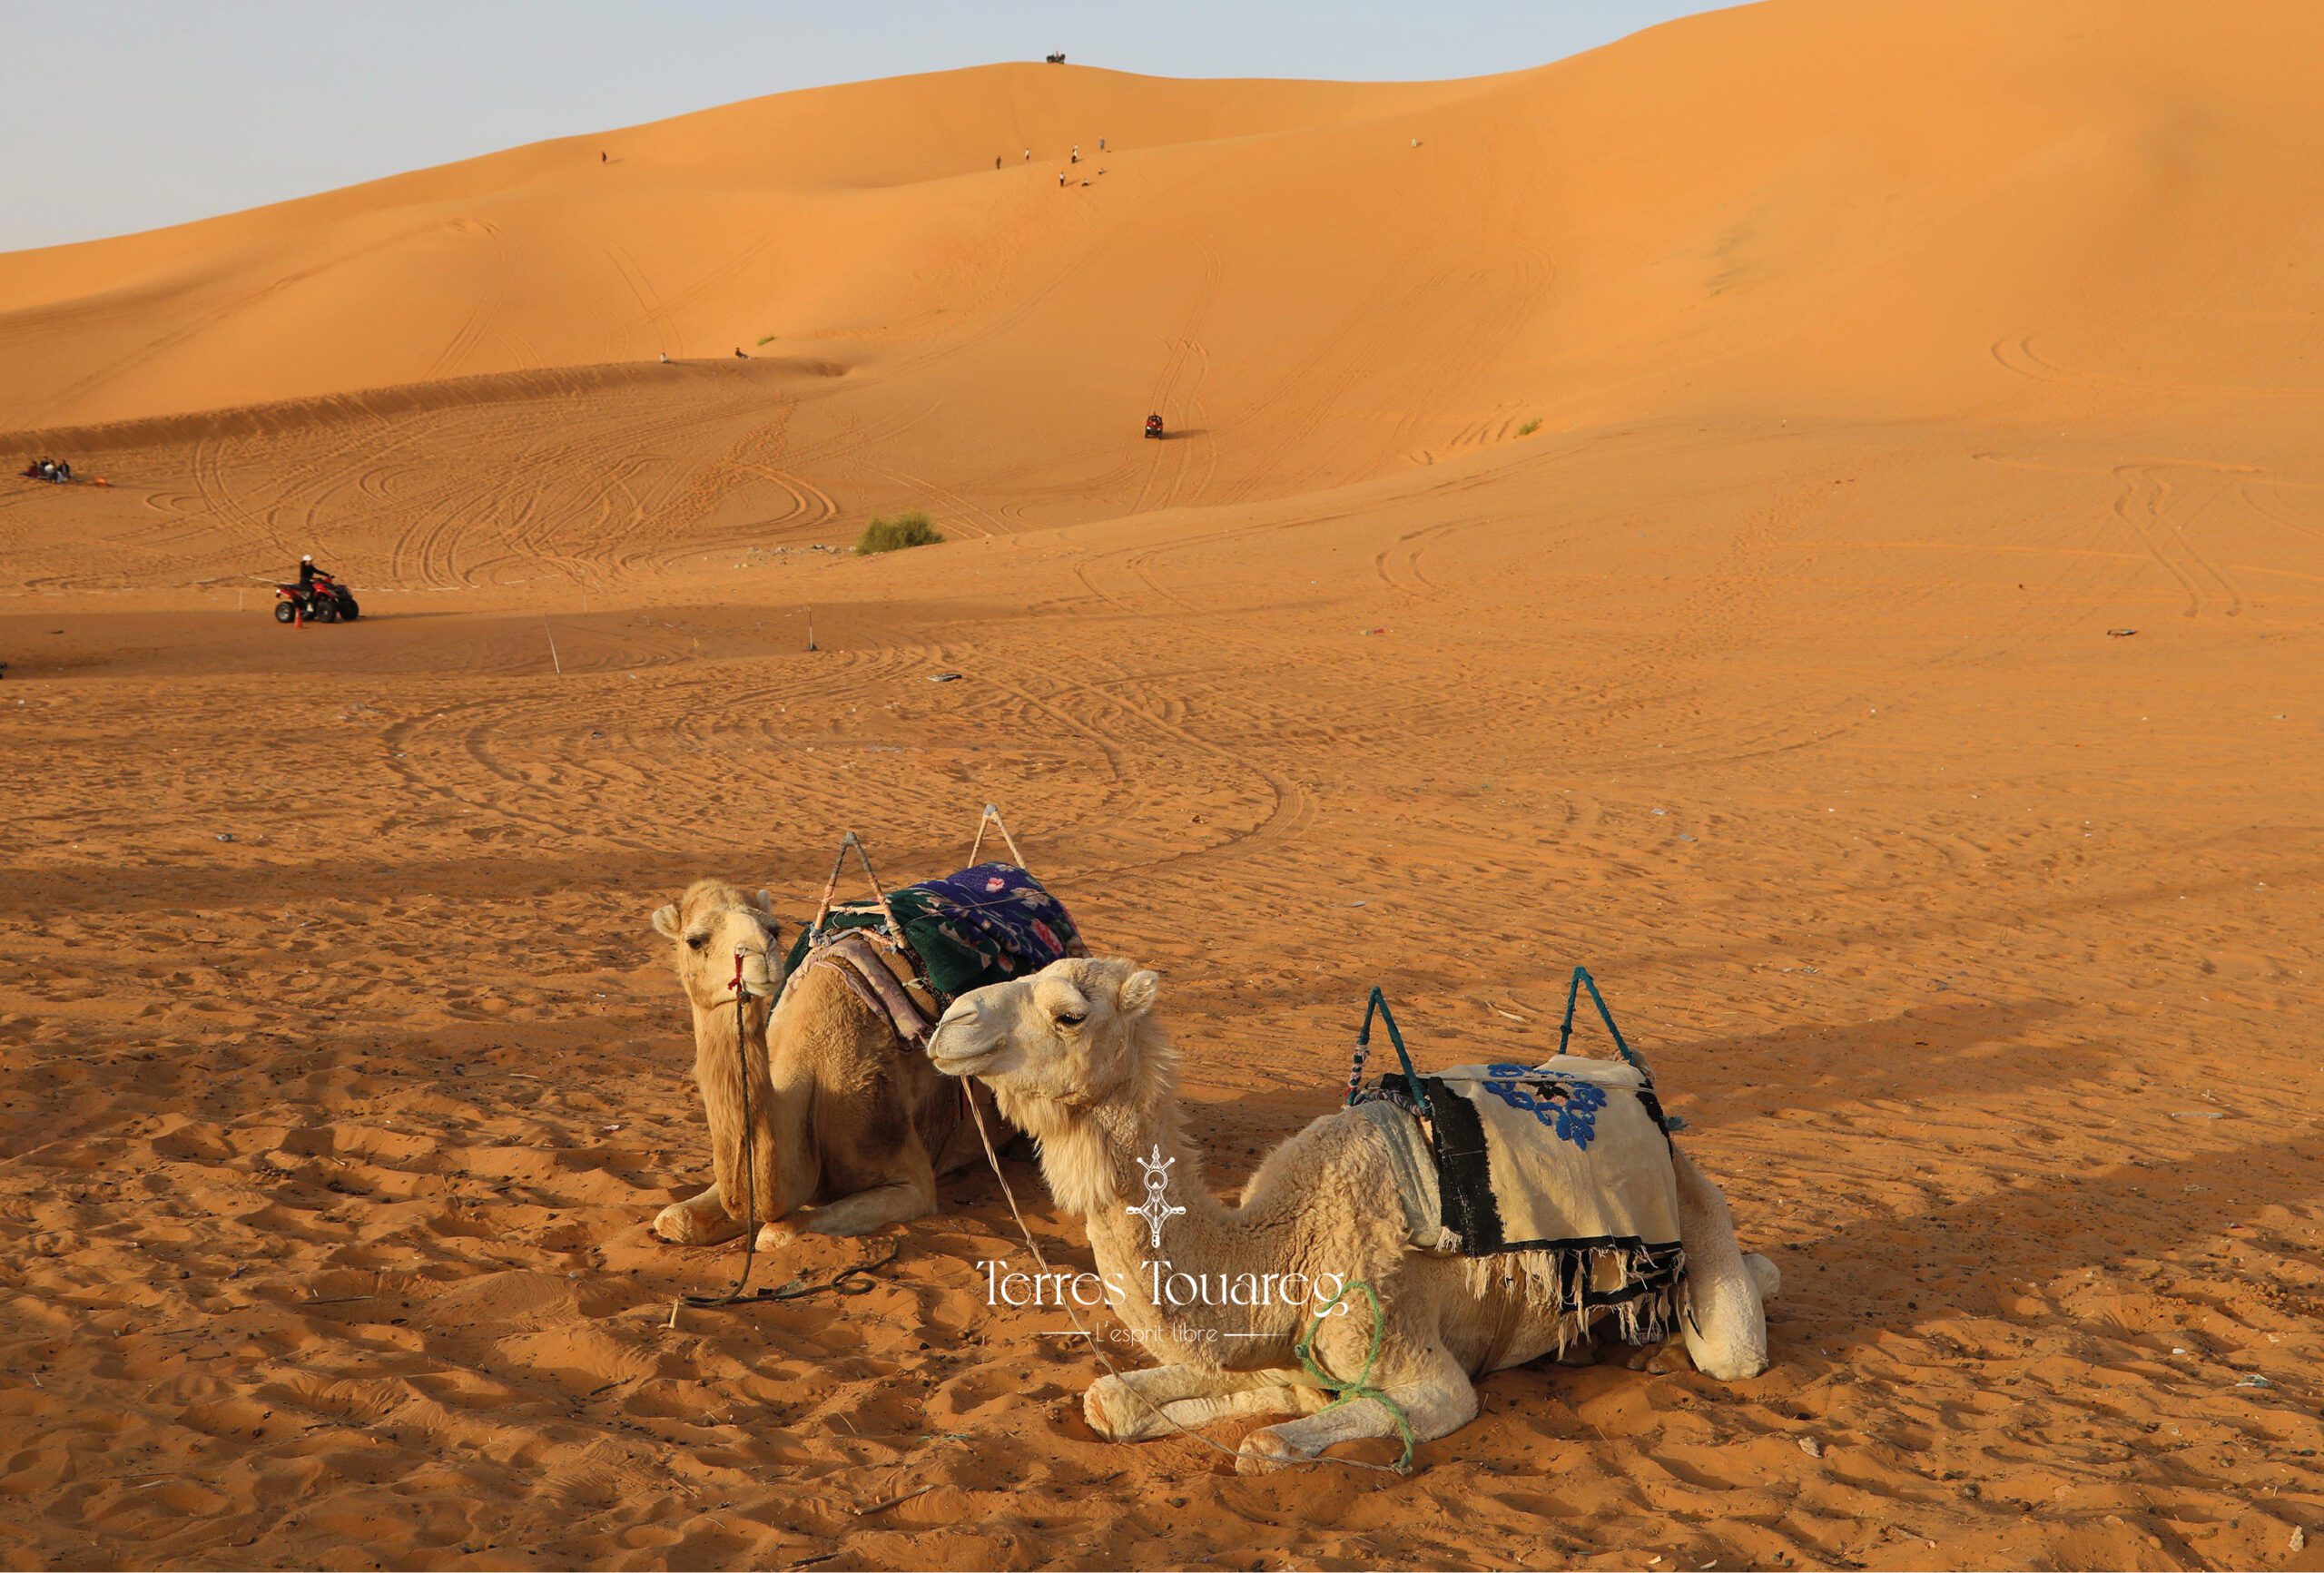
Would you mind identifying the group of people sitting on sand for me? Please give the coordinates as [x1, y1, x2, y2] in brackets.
[19, 457, 74, 483]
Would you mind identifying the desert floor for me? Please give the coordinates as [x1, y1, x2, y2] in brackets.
[5, 2, 2324, 1568]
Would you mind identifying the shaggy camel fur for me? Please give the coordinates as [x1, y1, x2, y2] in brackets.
[650, 879, 992, 1248]
[927, 958, 1779, 1474]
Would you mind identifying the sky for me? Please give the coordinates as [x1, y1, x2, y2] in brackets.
[0, 1, 1737, 254]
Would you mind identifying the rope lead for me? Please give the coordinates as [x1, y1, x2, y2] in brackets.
[684, 950, 762, 1307]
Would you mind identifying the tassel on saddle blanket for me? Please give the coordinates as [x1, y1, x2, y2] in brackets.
[778, 862, 1087, 1044]
[1345, 988, 1688, 1346]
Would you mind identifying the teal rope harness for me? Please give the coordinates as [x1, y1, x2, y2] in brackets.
[1559, 964, 1644, 1071]
[1292, 1277, 1417, 1473]
[1343, 986, 1435, 1118]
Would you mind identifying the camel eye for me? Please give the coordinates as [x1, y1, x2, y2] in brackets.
[686, 934, 708, 951]
[1054, 1009, 1088, 1028]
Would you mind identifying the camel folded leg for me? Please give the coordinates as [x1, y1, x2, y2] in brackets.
[655, 1184, 747, 1245]
[755, 1175, 936, 1247]
[1085, 1363, 1324, 1442]
[1672, 1147, 1774, 1380]
[1236, 1343, 1477, 1475]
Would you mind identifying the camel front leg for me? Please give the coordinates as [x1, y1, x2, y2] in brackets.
[655, 1183, 746, 1245]
[1236, 1344, 1477, 1475]
[1086, 1364, 1323, 1442]
[755, 1175, 935, 1247]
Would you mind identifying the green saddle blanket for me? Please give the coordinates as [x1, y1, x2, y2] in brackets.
[781, 862, 1086, 1002]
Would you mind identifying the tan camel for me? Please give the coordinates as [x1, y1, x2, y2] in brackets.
[649, 879, 990, 1248]
[926, 957, 1779, 1474]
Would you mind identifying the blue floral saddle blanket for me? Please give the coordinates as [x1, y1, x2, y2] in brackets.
[1352, 1057, 1685, 1341]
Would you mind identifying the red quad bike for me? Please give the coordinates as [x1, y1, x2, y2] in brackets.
[1144, 413, 1165, 439]
[274, 572, 361, 624]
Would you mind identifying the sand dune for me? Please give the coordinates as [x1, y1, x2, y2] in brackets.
[4, 0, 2323, 1568]
[10, 0, 2324, 458]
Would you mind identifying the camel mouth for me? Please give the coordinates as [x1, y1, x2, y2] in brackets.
[923, 1029, 996, 1077]
[729, 949, 780, 998]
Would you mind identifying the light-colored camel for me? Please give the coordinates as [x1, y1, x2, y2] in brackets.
[649, 879, 990, 1248]
[925, 957, 1779, 1474]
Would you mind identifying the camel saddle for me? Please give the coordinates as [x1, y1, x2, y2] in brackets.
[1353, 1055, 1687, 1344]
[778, 862, 1087, 1045]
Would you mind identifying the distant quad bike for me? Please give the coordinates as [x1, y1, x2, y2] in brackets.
[274, 572, 360, 624]
[1144, 413, 1165, 439]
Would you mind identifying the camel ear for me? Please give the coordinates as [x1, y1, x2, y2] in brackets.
[1118, 968, 1161, 1018]
[749, 889, 773, 914]
[651, 903, 680, 939]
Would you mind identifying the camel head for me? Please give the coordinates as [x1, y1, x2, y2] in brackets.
[926, 957, 1164, 1122]
[650, 879, 788, 1014]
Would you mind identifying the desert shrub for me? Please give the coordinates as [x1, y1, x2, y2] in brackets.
[756, 333, 778, 346]
[1516, 418, 1541, 437]
[854, 511, 943, 555]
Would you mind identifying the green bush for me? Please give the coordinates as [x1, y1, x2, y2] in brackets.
[853, 511, 944, 555]
[756, 333, 778, 347]
[1516, 418, 1541, 437]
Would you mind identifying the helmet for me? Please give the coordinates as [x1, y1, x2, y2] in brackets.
[301, 554, 312, 563]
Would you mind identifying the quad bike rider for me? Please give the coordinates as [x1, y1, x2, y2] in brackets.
[1144, 412, 1165, 439]
[274, 555, 361, 623]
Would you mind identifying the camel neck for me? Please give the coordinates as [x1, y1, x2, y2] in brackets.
[691, 991, 817, 1214]
[691, 993, 769, 1053]
[1053, 1061, 1306, 1358]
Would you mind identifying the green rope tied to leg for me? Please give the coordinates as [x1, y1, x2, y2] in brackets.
[1292, 1277, 1416, 1473]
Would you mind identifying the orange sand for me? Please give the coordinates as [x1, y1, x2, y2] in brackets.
[2, 1, 2321, 1568]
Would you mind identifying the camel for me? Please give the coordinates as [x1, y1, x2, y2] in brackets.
[925, 957, 1779, 1474]
[648, 879, 989, 1249]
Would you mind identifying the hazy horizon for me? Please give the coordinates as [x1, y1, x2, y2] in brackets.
[0, 0, 1734, 252]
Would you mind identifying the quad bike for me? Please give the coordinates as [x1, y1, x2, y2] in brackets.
[1144, 414, 1165, 439]
[274, 573, 360, 624]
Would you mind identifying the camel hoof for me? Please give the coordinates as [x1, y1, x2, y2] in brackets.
[1083, 1375, 1143, 1441]
[1235, 1427, 1305, 1476]
[654, 1201, 742, 1246]
[1746, 1253, 1780, 1302]
[753, 1222, 799, 1252]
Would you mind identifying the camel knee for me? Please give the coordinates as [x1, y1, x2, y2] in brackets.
[654, 1186, 745, 1245]
[1680, 1271, 1770, 1381]
[1086, 1374, 1165, 1442]
[1235, 1425, 1308, 1475]
[1683, 1331, 1768, 1381]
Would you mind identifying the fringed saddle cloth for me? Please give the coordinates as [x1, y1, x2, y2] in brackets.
[1353, 1056, 1686, 1344]
[778, 862, 1087, 1046]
